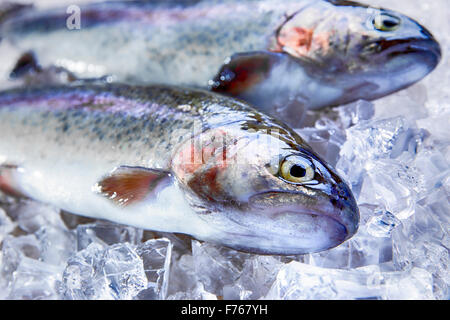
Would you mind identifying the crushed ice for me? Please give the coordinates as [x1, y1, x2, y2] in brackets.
[0, 0, 448, 299]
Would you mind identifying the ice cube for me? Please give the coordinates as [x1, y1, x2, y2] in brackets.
[338, 117, 428, 219]
[391, 205, 449, 299]
[417, 113, 450, 142]
[35, 226, 76, 266]
[306, 242, 352, 269]
[1, 233, 66, 299]
[103, 243, 148, 299]
[60, 242, 110, 300]
[223, 255, 284, 300]
[7, 199, 65, 234]
[265, 261, 435, 300]
[167, 283, 217, 300]
[7, 256, 63, 300]
[340, 117, 410, 162]
[366, 210, 402, 238]
[359, 171, 414, 219]
[0, 207, 15, 243]
[191, 240, 252, 295]
[166, 252, 198, 296]
[263, 261, 339, 300]
[337, 117, 426, 184]
[76, 221, 143, 251]
[134, 238, 172, 300]
[349, 232, 393, 268]
[413, 147, 450, 199]
[335, 117, 412, 198]
[222, 283, 252, 300]
[60, 242, 147, 300]
[381, 267, 435, 300]
[357, 159, 422, 219]
[1, 234, 41, 285]
[0, 252, 5, 299]
[372, 85, 430, 122]
[295, 126, 345, 166]
[306, 231, 393, 270]
[337, 100, 376, 128]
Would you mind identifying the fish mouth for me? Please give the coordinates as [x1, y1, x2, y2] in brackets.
[208, 190, 359, 255]
[219, 206, 350, 255]
[229, 214, 348, 255]
[249, 187, 358, 229]
[372, 37, 441, 68]
[192, 192, 352, 255]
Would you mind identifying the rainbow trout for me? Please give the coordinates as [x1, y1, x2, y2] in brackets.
[0, 84, 359, 255]
[0, 0, 441, 124]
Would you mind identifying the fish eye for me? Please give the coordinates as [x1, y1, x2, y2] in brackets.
[373, 13, 401, 32]
[280, 155, 315, 184]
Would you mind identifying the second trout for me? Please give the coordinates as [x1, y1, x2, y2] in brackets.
[0, 0, 441, 124]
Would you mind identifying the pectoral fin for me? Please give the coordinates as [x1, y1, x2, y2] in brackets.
[210, 51, 285, 96]
[94, 166, 172, 207]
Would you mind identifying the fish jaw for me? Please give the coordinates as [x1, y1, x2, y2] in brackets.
[195, 188, 359, 255]
[204, 211, 349, 255]
[367, 36, 441, 86]
[241, 182, 359, 255]
[333, 37, 442, 106]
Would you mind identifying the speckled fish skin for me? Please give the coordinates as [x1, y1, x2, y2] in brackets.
[1, 0, 300, 85]
[0, 0, 441, 123]
[0, 84, 359, 255]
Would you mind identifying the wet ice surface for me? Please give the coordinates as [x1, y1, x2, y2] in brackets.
[0, 0, 449, 300]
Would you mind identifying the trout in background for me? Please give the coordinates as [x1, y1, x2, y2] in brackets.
[0, 0, 441, 125]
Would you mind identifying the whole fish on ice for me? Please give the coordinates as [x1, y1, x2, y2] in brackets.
[0, 84, 359, 255]
[0, 0, 441, 124]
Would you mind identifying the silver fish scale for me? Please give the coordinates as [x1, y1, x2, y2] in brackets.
[0, 84, 289, 170]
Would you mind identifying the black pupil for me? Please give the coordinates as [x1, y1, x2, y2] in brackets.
[383, 18, 398, 28]
[290, 165, 306, 178]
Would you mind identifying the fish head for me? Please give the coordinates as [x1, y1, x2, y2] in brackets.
[172, 119, 359, 255]
[274, 0, 441, 104]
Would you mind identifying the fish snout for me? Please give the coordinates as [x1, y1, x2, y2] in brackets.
[411, 36, 442, 67]
[386, 25, 442, 69]
[329, 182, 360, 241]
[245, 186, 359, 254]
